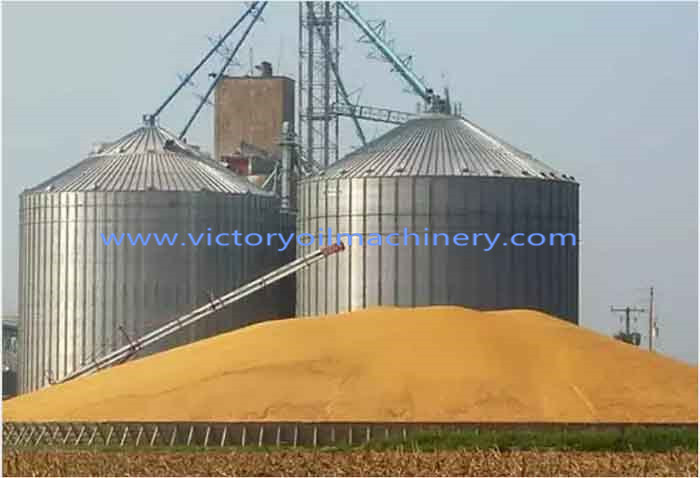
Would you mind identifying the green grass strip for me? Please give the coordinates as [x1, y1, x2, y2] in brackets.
[365, 427, 698, 453]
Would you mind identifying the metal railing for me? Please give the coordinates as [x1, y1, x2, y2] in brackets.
[4, 421, 694, 449]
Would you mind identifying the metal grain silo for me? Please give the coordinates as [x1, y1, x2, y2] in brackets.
[296, 113, 579, 322]
[18, 122, 288, 393]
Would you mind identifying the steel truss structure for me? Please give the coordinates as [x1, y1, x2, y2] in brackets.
[298, 2, 341, 168]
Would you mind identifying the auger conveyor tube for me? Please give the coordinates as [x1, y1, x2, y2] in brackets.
[58, 242, 345, 385]
[338, 1, 431, 103]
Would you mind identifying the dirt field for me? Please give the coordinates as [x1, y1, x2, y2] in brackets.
[4, 449, 697, 476]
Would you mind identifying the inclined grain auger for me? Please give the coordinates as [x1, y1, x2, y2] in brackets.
[57, 242, 345, 385]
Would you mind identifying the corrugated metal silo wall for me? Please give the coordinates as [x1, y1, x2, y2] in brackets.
[274, 210, 297, 319]
[296, 176, 579, 322]
[18, 190, 288, 393]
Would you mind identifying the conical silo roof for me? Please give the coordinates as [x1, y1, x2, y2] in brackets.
[322, 113, 576, 182]
[27, 123, 268, 194]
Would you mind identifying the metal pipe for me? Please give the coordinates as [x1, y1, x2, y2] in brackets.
[305, 3, 315, 164]
[150, 2, 259, 120]
[323, 2, 331, 167]
[179, 2, 268, 140]
[297, 2, 304, 150]
[335, 1, 340, 161]
[279, 122, 294, 211]
[57, 241, 344, 384]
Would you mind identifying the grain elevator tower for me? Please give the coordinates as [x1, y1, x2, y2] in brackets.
[214, 63, 295, 163]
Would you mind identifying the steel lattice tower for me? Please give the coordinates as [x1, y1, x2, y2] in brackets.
[298, 2, 340, 168]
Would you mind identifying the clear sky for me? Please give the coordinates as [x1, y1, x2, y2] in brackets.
[2, 2, 697, 363]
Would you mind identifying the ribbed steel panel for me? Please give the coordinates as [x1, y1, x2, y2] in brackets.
[296, 177, 579, 322]
[17, 124, 291, 393]
[321, 114, 577, 181]
[28, 125, 263, 194]
[296, 114, 579, 323]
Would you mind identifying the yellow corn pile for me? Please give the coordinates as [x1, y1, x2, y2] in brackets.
[4, 307, 697, 423]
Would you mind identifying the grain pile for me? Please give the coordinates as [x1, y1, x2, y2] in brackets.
[4, 306, 697, 423]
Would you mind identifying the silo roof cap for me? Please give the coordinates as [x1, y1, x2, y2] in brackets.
[319, 114, 576, 182]
[26, 124, 271, 194]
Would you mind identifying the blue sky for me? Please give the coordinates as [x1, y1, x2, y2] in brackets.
[2, 2, 697, 363]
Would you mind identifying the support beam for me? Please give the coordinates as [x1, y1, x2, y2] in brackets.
[299, 2, 341, 167]
[180, 2, 268, 139]
[306, 3, 366, 146]
[332, 103, 415, 125]
[149, 2, 260, 121]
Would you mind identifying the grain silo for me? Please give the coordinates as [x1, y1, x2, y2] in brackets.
[18, 121, 289, 393]
[296, 113, 579, 323]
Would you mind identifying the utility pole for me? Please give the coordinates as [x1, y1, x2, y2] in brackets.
[610, 305, 646, 346]
[648, 286, 656, 352]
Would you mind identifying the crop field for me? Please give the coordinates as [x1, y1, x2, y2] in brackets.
[4, 428, 698, 476]
[3, 449, 698, 476]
